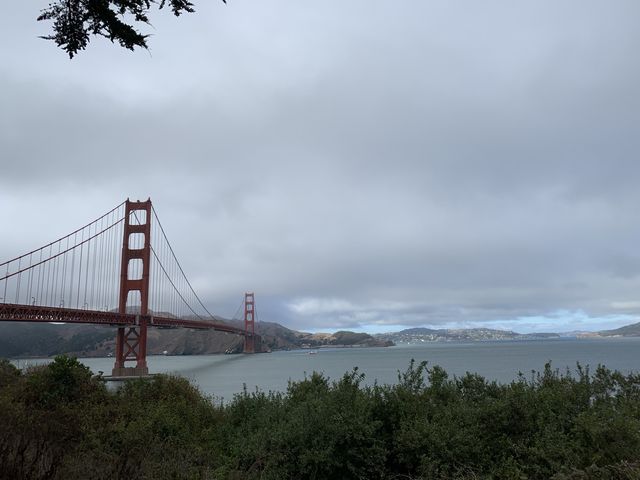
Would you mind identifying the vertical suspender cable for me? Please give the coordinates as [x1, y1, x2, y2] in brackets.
[14, 258, 21, 303]
[83, 226, 91, 308]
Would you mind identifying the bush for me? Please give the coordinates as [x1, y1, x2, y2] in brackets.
[1, 357, 640, 479]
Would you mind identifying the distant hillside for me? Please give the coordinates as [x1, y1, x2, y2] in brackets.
[0, 323, 115, 358]
[376, 327, 560, 343]
[0, 322, 244, 358]
[0, 320, 391, 358]
[296, 330, 393, 348]
[597, 321, 640, 337]
[224, 321, 393, 350]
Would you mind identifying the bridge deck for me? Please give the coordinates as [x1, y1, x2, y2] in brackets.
[0, 303, 250, 336]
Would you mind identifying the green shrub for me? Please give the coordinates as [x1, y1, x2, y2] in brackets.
[2, 357, 640, 479]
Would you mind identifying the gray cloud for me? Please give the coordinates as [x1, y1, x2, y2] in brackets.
[2, 1, 640, 332]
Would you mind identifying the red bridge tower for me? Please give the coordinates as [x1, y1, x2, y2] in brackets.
[243, 292, 260, 353]
[112, 199, 152, 377]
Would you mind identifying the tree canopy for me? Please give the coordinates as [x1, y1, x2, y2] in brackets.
[37, 0, 225, 58]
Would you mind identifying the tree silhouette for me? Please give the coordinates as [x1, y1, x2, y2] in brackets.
[37, 0, 226, 58]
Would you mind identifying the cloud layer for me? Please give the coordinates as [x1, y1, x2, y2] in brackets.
[2, 1, 640, 332]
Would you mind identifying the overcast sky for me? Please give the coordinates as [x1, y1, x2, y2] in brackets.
[2, 1, 640, 333]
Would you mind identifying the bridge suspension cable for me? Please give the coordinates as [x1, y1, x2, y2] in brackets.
[230, 295, 258, 324]
[231, 297, 245, 322]
[1, 197, 262, 376]
[122, 205, 217, 322]
[0, 200, 231, 324]
[0, 202, 126, 312]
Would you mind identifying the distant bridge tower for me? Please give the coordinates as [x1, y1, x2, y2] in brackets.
[112, 199, 152, 376]
[243, 292, 260, 353]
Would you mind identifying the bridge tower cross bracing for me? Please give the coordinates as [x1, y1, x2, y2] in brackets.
[112, 199, 152, 377]
[243, 292, 258, 353]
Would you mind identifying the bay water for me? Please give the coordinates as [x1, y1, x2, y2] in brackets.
[13, 337, 640, 402]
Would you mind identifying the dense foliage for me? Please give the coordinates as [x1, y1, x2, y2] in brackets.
[1, 356, 640, 479]
[37, 0, 226, 58]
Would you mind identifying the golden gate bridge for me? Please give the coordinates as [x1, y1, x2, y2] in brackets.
[0, 199, 260, 377]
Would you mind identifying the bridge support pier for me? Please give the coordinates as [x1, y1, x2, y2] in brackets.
[112, 321, 148, 376]
[112, 199, 152, 377]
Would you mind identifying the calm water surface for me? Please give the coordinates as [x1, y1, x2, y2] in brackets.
[14, 338, 640, 402]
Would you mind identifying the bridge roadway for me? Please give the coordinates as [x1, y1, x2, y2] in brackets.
[0, 302, 248, 336]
